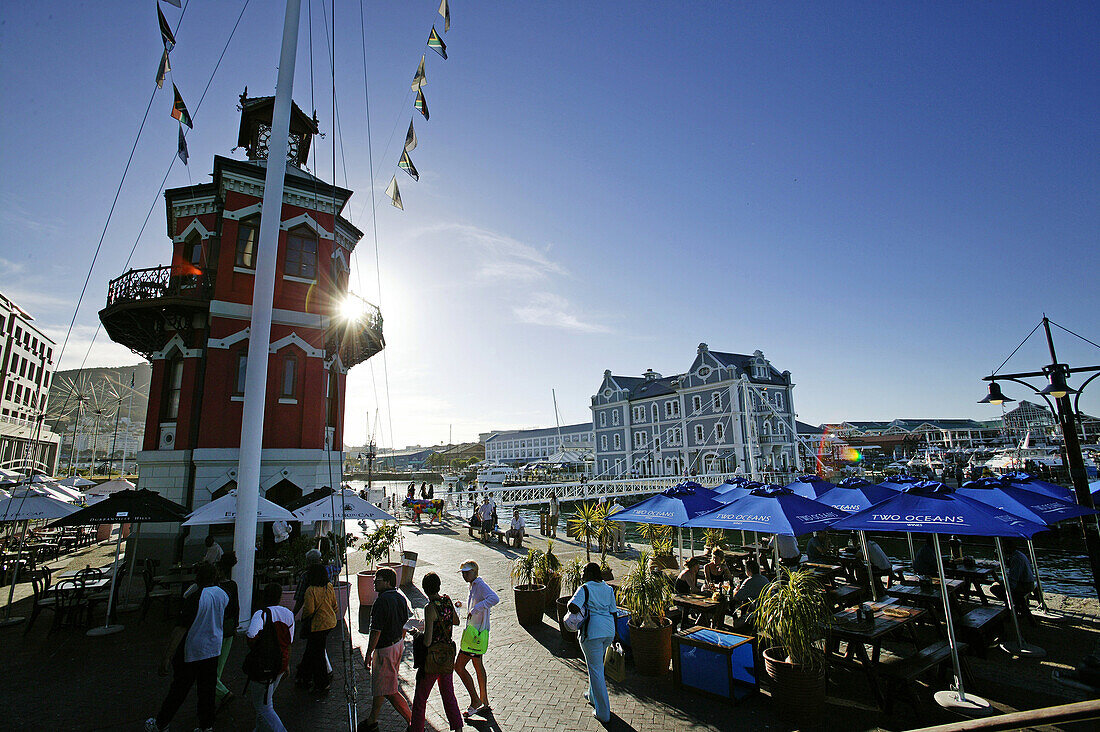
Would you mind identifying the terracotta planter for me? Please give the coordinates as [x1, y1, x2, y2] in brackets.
[400, 550, 418, 586]
[378, 561, 402, 583]
[543, 574, 561, 614]
[556, 596, 578, 647]
[629, 618, 674, 676]
[357, 570, 378, 606]
[762, 647, 826, 726]
[334, 580, 350, 618]
[653, 554, 678, 570]
[513, 584, 546, 627]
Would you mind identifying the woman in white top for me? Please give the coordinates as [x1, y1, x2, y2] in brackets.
[568, 562, 619, 724]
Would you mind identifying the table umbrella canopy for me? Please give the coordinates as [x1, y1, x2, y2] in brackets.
[684, 486, 849, 536]
[0, 494, 81, 522]
[84, 478, 137, 496]
[611, 482, 725, 526]
[50, 489, 188, 526]
[999, 472, 1074, 502]
[293, 488, 397, 523]
[712, 479, 764, 503]
[879, 474, 921, 490]
[957, 478, 1096, 527]
[183, 489, 296, 526]
[57, 476, 97, 488]
[831, 481, 1048, 538]
[1091, 479, 1099, 501]
[782, 475, 836, 499]
[816, 480, 898, 514]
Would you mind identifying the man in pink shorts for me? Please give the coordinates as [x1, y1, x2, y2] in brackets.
[359, 567, 412, 732]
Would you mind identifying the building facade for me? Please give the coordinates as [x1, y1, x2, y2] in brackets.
[590, 344, 800, 479]
[0, 291, 60, 474]
[483, 422, 593, 465]
[98, 94, 383, 549]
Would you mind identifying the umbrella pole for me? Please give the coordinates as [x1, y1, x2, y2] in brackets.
[1025, 539, 1061, 621]
[994, 537, 1044, 658]
[858, 531, 878, 601]
[907, 532, 916, 564]
[117, 523, 142, 612]
[87, 526, 125, 636]
[932, 533, 991, 715]
[0, 520, 30, 626]
[677, 527, 683, 564]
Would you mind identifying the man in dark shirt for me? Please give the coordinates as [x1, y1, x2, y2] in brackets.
[359, 567, 412, 732]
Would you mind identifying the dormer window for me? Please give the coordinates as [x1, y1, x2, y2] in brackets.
[753, 361, 768, 379]
[235, 217, 259, 269]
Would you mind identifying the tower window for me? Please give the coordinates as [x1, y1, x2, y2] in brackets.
[285, 227, 317, 279]
[188, 235, 204, 266]
[235, 217, 259, 269]
[234, 351, 248, 395]
[164, 358, 184, 420]
[281, 355, 297, 397]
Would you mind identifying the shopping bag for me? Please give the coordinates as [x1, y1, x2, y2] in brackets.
[459, 624, 489, 655]
[604, 641, 626, 683]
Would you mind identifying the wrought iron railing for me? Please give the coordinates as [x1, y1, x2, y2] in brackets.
[105, 265, 209, 307]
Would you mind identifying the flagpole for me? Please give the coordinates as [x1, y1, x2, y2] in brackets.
[231, 0, 303, 628]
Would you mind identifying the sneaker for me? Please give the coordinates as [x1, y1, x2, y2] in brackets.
[143, 720, 162, 732]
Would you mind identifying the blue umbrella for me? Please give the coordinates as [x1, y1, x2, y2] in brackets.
[611, 482, 724, 526]
[684, 486, 848, 536]
[1091, 479, 1099, 501]
[832, 481, 1048, 711]
[1000, 472, 1074, 502]
[816, 481, 898, 514]
[712, 479, 764, 503]
[878, 474, 921, 491]
[782, 475, 835, 499]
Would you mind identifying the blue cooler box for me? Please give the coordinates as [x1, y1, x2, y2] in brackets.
[672, 626, 757, 702]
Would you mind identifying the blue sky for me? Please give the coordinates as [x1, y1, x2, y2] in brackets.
[1, 1, 1097, 448]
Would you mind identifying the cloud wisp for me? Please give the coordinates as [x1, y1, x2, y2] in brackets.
[514, 293, 610, 334]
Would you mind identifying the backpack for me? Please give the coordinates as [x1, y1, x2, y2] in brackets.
[243, 608, 291, 682]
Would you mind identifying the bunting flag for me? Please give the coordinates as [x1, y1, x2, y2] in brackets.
[404, 119, 418, 152]
[439, 0, 451, 32]
[385, 176, 403, 210]
[162, 0, 182, 7]
[171, 84, 193, 128]
[177, 125, 189, 165]
[411, 55, 427, 90]
[399, 151, 420, 181]
[155, 49, 171, 89]
[158, 5, 176, 52]
[427, 26, 447, 60]
[415, 88, 429, 120]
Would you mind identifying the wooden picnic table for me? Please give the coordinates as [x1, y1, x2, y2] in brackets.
[802, 562, 844, 584]
[673, 592, 725, 630]
[943, 565, 996, 604]
[826, 600, 926, 706]
[887, 579, 964, 608]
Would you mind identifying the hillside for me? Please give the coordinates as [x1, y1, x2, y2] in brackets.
[46, 363, 151, 434]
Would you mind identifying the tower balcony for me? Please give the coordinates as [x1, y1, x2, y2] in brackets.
[327, 291, 385, 368]
[99, 265, 212, 360]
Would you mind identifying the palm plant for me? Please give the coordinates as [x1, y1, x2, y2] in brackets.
[561, 556, 584, 595]
[535, 539, 562, 586]
[754, 567, 830, 670]
[511, 548, 545, 588]
[567, 501, 609, 562]
[638, 523, 674, 557]
[703, 528, 727, 551]
[617, 550, 672, 629]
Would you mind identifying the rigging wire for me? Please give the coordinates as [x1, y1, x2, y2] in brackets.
[1050, 320, 1100, 354]
[991, 320, 1043, 376]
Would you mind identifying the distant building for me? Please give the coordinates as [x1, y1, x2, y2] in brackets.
[0, 291, 60, 474]
[483, 422, 593, 465]
[824, 419, 1002, 451]
[1002, 401, 1058, 436]
[375, 446, 436, 471]
[590, 343, 800, 479]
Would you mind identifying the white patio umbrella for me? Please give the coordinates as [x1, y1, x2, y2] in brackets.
[82, 478, 136, 505]
[0, 494, 80, 627]
[292, 488, 397, 523]
[182, 489, 296, 525]
[57, 476, 97, 488]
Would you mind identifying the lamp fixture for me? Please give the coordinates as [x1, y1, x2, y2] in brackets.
[978, 381, 1014, 405]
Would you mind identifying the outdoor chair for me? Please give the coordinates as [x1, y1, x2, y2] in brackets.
[141, 563, 172, 620]
[23, 568, 55, 633]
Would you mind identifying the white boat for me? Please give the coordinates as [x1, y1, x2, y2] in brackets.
[477, 465, 517, 487]
[984, 431, 1063, 473]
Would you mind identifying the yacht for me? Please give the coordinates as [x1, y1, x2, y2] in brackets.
[476, 465, 518, 487]
[984, 432, 1063, 473]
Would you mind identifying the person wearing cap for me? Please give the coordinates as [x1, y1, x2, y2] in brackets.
[455, 561, 499, 718]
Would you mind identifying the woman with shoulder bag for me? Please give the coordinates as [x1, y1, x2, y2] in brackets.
[568, 562, 619, 724]
[295, 563, 337, 693]
[410, 572, 464, 732]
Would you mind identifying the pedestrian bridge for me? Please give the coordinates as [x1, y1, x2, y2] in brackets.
[438, 471, 799, 510]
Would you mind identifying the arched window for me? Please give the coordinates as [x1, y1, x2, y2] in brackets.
[715, 422, 725, 441]
[613, 434, 621, 450]
[712, 392, 721, 410]
[692, 395, 702, 413]
[285, 226, 318, 279]
[235, 216, 259, 269]
[694, 424, 705, 443]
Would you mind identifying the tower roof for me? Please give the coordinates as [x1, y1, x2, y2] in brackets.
[236, 92, 319, 167]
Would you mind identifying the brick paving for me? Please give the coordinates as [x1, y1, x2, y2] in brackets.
[1, 518, 1098, 731]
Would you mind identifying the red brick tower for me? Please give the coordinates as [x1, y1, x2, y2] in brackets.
[100, 92, 383, 552]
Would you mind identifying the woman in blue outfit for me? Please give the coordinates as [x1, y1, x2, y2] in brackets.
[568, 562, 618, 724]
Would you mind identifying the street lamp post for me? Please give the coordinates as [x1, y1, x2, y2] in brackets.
[980, 316, 1100, 599]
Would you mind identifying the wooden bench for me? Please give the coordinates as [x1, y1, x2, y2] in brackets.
[827, 583, 864, 611]
[958, 605, 1007, 658]
[878, 640, 970, 715]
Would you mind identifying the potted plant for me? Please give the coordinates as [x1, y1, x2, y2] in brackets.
[639, 524, 677, 569]
[320, 531, 357, 617]
[511, 548, 547, 627]
[703, 528, 727, 552]
[556, 556, 584, 646]
[567, 502, 609, 563]
[357, 524, 398, 606]
[755, 567, 831, 725]
[617, 550, 674, 676]
[537, 540, 562, 615]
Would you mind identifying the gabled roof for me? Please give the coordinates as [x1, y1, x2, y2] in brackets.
[708, 351, 788, 384]
[795, 420, 825, 435]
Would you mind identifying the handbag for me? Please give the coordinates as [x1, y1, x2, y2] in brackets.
[459, 624, 489, 655]
[563, 585, 589, 633]
[424, 638, 457, 674]
[604, 641, 626, 683]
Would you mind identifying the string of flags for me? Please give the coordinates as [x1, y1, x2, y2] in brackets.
[386, 0, 452, 211]
[155, 0, 191, 165]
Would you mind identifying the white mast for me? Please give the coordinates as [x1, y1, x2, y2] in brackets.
[231, 0, 303, 627]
